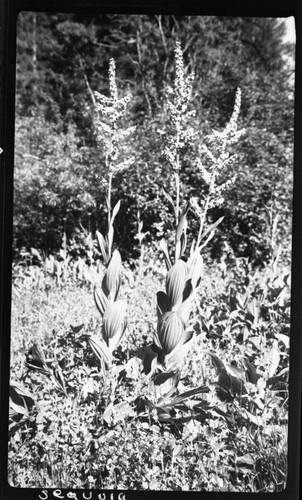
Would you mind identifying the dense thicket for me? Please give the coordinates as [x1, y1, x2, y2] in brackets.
[14, 13, 294, 263]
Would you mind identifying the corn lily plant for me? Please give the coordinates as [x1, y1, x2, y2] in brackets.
[142, 42, 244, 399]
[85, 59, 135, 367]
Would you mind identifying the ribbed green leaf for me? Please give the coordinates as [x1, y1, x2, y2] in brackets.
[96, 230, 109, 264]
[94, 286, 109, 316]
[102, 300, 127, 350]
[176, 294, 192, 324]
[87, 334, 113, 367]
[166, 259, 187, 308]
[157, 311, 184, 354]
[104, 249, 122, 300]
[111, 199, 121, 225]
[175, 203, 189, 243]
[165, 331, 194, 367]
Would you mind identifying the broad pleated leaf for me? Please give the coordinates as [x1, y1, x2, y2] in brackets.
[166, 259, 187, 308]
[165, 330, 195, 367]
[175, 203, 189, 243]
[176, 294, 193, 324]
[104, 249, 122, 300]
[108, 318, 127, 352]
[111, 200, 121, 225]
[94, 286, 109, 316]
[187, 251, 203, 289]
[157, 311, 184, 354]
[87, 334, 112, 367]
[96, 230, 109, 264]
[102, 300, 127, 349]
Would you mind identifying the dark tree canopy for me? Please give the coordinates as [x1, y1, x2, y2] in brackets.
[14, 13, 294, 264]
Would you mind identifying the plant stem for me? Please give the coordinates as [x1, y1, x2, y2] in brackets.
[108, 171, 113, 230]
[197, 194, 210, 247]
[175, 168, 180, 226]
[174, 166, 181, 263]
[197, 169, 217, 247]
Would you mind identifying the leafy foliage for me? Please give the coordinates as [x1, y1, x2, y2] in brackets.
[9, 246, 289, 491]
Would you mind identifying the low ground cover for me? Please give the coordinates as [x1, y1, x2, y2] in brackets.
[8, 250, 290, 491]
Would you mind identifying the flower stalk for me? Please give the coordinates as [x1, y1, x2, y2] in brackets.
[142, 43, 244, 395]
[87, 58, 135, 365]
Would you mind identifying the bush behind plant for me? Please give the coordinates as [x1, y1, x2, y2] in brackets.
[13, 14, 294, 263]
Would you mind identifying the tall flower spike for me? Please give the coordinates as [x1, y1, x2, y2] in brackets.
[175, 41, 185, 96]
[108, 59, 118, 104]
[225, 88, 241, 136]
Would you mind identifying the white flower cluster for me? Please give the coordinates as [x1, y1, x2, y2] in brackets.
[190, 89, 244, 220]
[207, 88, 246, 148]
[94, 58, 135, 176]
[163, 41, 196, 172]
[190, 196, 204, 219]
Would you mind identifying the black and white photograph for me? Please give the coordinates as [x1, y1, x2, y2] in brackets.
[0, 1, 301, 498]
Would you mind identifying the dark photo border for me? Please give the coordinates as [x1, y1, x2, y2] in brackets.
[0, 1, 301, 499]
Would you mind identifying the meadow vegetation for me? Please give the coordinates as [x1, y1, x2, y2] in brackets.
[8, 35, 291, 492]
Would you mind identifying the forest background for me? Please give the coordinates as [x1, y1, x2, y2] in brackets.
[14, 13, 295, 266]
